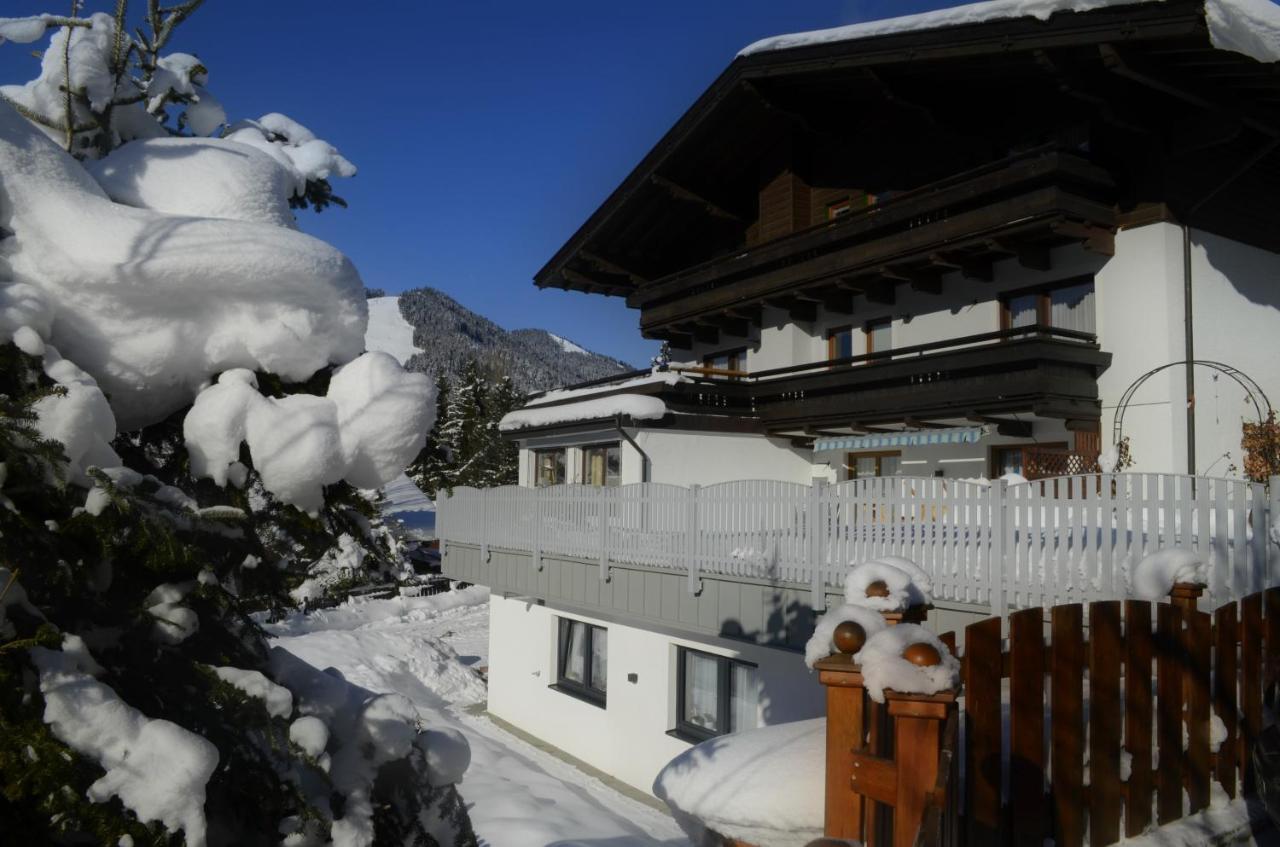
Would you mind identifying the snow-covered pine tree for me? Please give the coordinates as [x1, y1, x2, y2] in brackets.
[483, 375, 522, 487]
[0, 5, 476, 844]
[409, 370, 454, 498]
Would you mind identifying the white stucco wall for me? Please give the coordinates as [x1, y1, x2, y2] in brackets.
[485, 593, 825, 795]
[632, 428, 815, 486]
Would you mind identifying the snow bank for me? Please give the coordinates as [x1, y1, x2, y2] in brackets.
[1131, 548, 1207, 600]
[0, 100, 368, 429]
[31, 636, 219, 847]
[500, 394, 666, 431]
[184, 355, 433, 512]
[364, 297, 424, 366]
[262, 584, 489, 638]
[654, 717, 825, 847]
[211, 666, 294, 719]
[740, 0, 1280, 65]
[855, 624, 961, 703]
[804, 603, 887, 668]
[88, 138, 298, 229]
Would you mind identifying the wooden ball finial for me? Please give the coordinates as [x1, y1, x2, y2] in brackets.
[865, 580, 890, 598]
[903, 642, 943, 667]
[832, 621, 867, 655]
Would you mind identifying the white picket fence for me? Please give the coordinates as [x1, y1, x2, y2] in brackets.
[436, 473, 1280, 614]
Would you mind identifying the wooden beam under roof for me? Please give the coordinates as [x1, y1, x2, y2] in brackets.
[739, 79, 823, 139]
[823, 289, 856, 315]
[907, 268, 944, 295]
[904, 417, 949, 429]
[849, 422, 898, 434]
[766, 295, 817, 322]
[650, 174, 746, 223]
[714, 315, 751, 338]
[967, 413, 1033, 438]
[985, 238, 1052, 272]
[561, 267, 608, 292]
[860, 278, 897, 305]
[724, 305, 763, 326]
[579, 250, 649, 286]
[959, 255, 995, 283]
[1051, 220, 1115, 255]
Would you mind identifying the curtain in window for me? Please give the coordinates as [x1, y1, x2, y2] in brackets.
[1050, 282, 1095, 334]
[868, 320, 893, 353]
[880, 455, 902, 477]
[1008, 293, 1039, 329]
[561, 620, 586, 685]
[605, 447, 621, 486]
[590, 628, 607, 692]
[683, 652, 720, 732]
[730, 663, 759, 732]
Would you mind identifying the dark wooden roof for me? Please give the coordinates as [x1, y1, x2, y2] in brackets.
[536, 0, 1280, 297]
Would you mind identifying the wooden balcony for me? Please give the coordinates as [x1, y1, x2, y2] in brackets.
[659, 326, 1110, 430]
[631, 150, 1117, 345]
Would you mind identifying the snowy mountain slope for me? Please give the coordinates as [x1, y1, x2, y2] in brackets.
[364, 296, 425, 365]
[386, 286, 632, 394]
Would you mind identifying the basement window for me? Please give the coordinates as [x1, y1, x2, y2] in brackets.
[671, 647, 758, 742]
[553, 618, 607, 707]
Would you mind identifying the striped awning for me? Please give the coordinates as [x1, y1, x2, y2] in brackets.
[813, 426, 989, 452]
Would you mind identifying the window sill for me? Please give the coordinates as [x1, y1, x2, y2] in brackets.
[666, 726, 718, 745]
[548, 683, 606, 709]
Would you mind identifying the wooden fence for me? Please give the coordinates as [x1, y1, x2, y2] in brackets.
[437, 473, 1280, 613]
[820, 587, 1279, 847]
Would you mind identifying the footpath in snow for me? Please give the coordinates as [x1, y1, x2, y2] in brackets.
[266, 588, 688, 847]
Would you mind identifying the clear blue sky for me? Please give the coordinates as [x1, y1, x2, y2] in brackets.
[1, 0, 955, 366]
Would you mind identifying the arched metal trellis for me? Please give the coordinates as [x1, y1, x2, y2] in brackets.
[1111, 359, 1274, 449]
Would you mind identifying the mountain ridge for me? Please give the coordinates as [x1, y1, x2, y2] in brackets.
[370, 286, 634, 394]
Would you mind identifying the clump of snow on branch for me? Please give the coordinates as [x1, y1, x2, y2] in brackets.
[225, 113, 356, 196]
[843, 559, 931, 611]
[804, 603, 886, 668]
[0, 101, 368, 429]
[31, 636, 220, 847]
[184, 355, 434, 513]
[854, 624, 960, 703]
[654, 717, 825, 847]
[1130, 548, 1207, 601]
[211, 666, 294, 719]
[145, 582, 199, 645]
[289, 715, 330, 760]
[88, 138, 298, 228]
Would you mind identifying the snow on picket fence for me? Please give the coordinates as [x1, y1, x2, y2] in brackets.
[437, 473, 1280, 613]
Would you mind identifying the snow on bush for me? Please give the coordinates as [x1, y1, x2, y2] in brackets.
[88, 138, 299, 228]
[844, 560, 929, 611]
[804, 603, 886, 668]
[654, 717, 825, 847]
[854, 624, 961, 703]
[184, 356, 433, 513]
[31, 636, 220, 847]
[1130, 548, 1208, 600]
[212, 666, 294, 719]
[0, 101, 368, 429]
[225, 113, 356, 195]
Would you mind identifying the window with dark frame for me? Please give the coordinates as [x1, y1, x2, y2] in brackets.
[533, 448, 566, 487]
[703, 348, 746, 376]
[581, 443, 621, 487]
[827, 325, 854, 361]
[672, 647, 759, 742]
[1000, 278, 1096, 335]
[845, 450, 902, 479]
[554, 618, 607, 706]
[865, 317, 892, 355]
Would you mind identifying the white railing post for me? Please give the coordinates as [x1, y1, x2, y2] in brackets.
[599, 486, 611, 583]
[1269, 476, 1280, 588]
[809, 479, 827, 611]
[533, 487, 543, 571]
[480, 488, 490, 562]
[687, 484, 702, 595]
[990, 479, 1008, 617]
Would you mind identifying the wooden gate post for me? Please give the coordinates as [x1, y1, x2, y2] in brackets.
[816, 641, 870, 840]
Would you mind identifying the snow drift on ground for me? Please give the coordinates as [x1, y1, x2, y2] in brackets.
[266, 589, 688, 847]
[184, 355, 433, 512]
[654, 717, 824, 847]
[88, 138, 298, 229]
[364, 296, 425, 366]
[0, 99, 367, 430]
[739, 0, 1280, 65]
[32, 636, 219, 847]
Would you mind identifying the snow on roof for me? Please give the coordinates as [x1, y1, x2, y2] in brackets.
[654, 717, 825, 847]
[525, 370, 688, 407]
[740, 0, 1280, 65]
[499, 393, 667, 432]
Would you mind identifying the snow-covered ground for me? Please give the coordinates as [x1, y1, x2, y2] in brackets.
[364, 296, 424, 366]
[266, 589, 689, 847]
